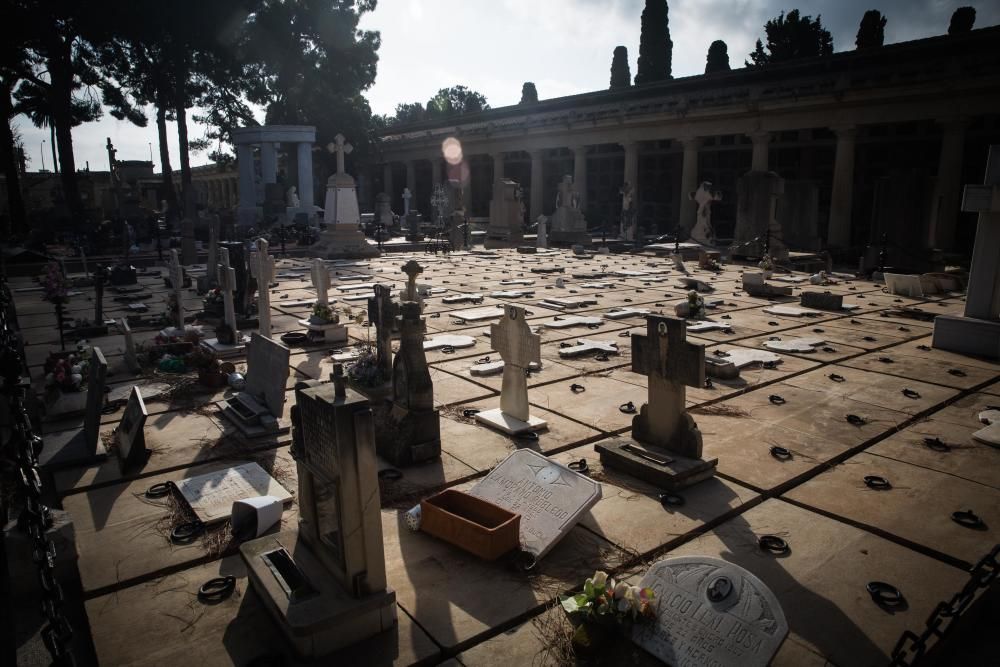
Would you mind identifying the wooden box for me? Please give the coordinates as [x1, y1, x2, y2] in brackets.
[420, 489, 520, 560]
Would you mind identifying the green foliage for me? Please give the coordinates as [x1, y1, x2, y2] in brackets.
[948, 7, 976, 34]
[746, 9, 833, 68]
[609, 46, 631, 90]
[705, 40, 730, 74]
[856, 10, 887, 49]
[393, 102, 426, 124]
[426, 86, 489, 118]
[634, 0, 672, 85]
[519, 82, 538, 104]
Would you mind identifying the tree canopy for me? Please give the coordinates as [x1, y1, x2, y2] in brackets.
[948, 7, 976, 34]
[609, 46, 631, 90]
[705, 40, 730, 74]
[519, 82, 538, 104]
[746, 10, 833, 68]
[856, 10, 887, 49]
[634, 0, 672, 85]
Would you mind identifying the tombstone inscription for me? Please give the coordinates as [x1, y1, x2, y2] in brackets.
[631, 556, 788, 667]
[469, 449, 601, 560]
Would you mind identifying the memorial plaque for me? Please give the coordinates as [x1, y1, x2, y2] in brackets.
[114, 386, 147, 471]
[452, 306, 508, 322]
[244, 333, 291, 418]
[468, 449, 601, 559]
[176, 462, 292, 524]
[632, 556, 788, 667]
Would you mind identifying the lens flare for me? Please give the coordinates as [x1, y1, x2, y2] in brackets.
[442, 137, 463, 165]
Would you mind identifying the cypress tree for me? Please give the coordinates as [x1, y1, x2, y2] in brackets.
[609, 46, 631, 89]
[705, 40, 730, 74]
[856, 10, 887, 49]
[948, 7, 976, 34]
[519, 82, 538, 104]
[634, 0, 672, 85]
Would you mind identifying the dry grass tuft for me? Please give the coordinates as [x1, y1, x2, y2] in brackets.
[691, 403, 750, 417]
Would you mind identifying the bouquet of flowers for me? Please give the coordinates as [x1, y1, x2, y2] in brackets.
[203, 288, 224, 306]
[758, 255, 774, 272]
[311, 302, 335, 323]
[560, 570, 656, 653]
[346, 346, 388, 388]
[44, 351, 90, 391]
[687, 290, 706, 320]
[41, 262, 69, 303]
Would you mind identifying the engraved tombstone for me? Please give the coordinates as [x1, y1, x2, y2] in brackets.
[631, 556, 788, 667]
[240, 371, 396, 657]
[469, 449, 601, 561]
[113, 386, 147, 471]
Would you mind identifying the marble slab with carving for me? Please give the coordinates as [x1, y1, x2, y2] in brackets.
[175, 462, 292, 524]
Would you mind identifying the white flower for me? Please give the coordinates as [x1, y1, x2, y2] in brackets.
[589, 571, 608, 589]
[629, 586, 643, 611]
[613, 581, 629, 599]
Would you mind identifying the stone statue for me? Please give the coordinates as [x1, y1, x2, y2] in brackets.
[689, 181, 722, 246]
[556, 175, 579, 210]
[620, 182, 634, 238]
[286, 186, 300, 208]
[402, 187, 412, 216]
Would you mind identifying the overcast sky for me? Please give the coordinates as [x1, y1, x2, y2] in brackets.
[14, 0, 999, 174]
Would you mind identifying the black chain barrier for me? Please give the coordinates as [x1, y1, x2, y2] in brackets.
[1, 275, 77, 665]
[889, 544, 1000, 666]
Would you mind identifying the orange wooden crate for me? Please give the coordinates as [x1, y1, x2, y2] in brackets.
[420, 489, 521, 560]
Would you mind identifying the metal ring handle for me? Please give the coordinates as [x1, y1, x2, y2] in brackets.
[901, 388, 920, 399]
[619, 401, 637, 414]
[570, 383, 586, 393]
[568, 459, 589, 473]
[847, 414, 867, 426]
[758, 535, 789, 554]
[866, 581, 904, 607]
[197, 576, 236, 602]
[864, 475, 891, 490]
[768, 395, 786, 405]
[145, 482, 173, 499]
[951, 509, 986, 530]
[171, 520, 205, 544]
[923, 437, 951, 452]
[378, 468, 403, 481]
[770, 446, 792, 461]
[658, 492, 685, 507]
[828, 373, 845, 382]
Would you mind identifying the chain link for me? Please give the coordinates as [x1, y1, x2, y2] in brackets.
[889, 544, 1000, 666]
[1, 276, 76, 665]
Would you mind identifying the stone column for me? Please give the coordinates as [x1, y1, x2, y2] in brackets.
[405, 160, 417, 193]
[530, 150, 544, 220]
[927, 119, 966, 249]
[383, 163, 393, 199]
[678, 136, 700, 233]
[572, 145, 587, 210]
[430, 158, 441, 187]
[827, 126, 857, 247]
[492, 153, 505, 189]
[260, 142, 277, 184]
[750, 131, 771, 172]
[622, 141, 639, 190]
[296, 142, 314, 211]
[236, 144, 255, 208]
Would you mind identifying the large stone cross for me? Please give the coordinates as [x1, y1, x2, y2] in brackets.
[218, 247, 238, 344]
[401, 260, 423, 302]
[168, 249, 185, 329]
[250, 238, 276, 338]
[310, 258, 330, 306]
[491, 305, 541, 422]
[960, 146, 1000, 321]
[368, 284, 395, 381]
[331, 133, 353, 175]
[631, 315, 706, 457]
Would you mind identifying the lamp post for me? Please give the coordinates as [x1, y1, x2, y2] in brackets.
[40, 140, 46, 171]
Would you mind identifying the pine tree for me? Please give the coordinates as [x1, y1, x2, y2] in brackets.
[609, 46, 631, 89]
[634, 0, 672, 85]
[705, 40, 730, 74]
[856, 10, 887, 49]
[519, 82, 538, 104]
[948, 7, 976, 34]
[746, 10, 833, 68]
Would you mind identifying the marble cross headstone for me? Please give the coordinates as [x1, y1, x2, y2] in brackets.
[631, 556, 788, 667]
[168, 249, 185, 329]
[368, 284, 395, 382]
[250, 238, 276, 338]
[311, 258, 331, 306]
[401, 259, 423, 302]
[475, 305, 546, 434]
[631, 315, 705, 458]
[218, 247, 238, 344]
[331, 132, 353, 175]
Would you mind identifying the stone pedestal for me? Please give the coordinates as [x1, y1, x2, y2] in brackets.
[298, 318, 348, 344]
[596, 438, 718, 491]
[314, 173, 379, 258]
[485, 180, 524, 249]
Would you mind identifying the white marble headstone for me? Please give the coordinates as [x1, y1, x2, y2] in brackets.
[175, 462, 292, 524]
[469, 449, 601, 560]
[631, 556, 788, 667]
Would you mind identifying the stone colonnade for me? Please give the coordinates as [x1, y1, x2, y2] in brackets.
[378, 118, 972, 248]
